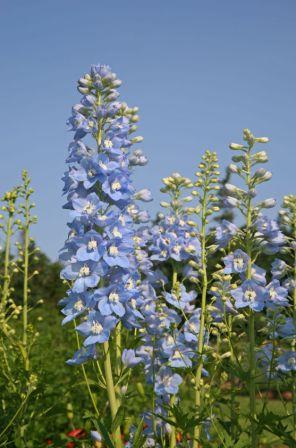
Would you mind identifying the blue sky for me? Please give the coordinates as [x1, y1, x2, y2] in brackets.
[0, 0, 295, 259]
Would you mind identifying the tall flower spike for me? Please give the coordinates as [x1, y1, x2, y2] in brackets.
[191, 150, 220, 447]
[60, 64, 149, 448]
[222, 129, 290, 447]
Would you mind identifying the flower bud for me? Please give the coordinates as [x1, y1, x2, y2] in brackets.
[131, 136, 144, 144]
[252, 151, 268, 163]
[260, 198, 276, 209]
[228, 163, 238, 173]
[229, 143, 244, 150]
[255, 136, 269, 143]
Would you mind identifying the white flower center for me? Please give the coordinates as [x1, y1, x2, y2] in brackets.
[91, 321, 103, 334]
[74, 300, 84, 311]
[130, 298, 137, 309]
[113, 227, 122, 238]
[83, 202, 95, 215]
[87, 169, 95, 178]
[172, 350, 182, 360]
[234, 257, 244, 270]
[185, 244, 196, 253]
[189, 322, 198, 332]
[111, 181, 121, 191]
[166, 336, 175, 345]
[79, 265, 90, 277]
[269, 287, 277, 299]
[109, 292, 119, 303]
[99, 160, 107, 170]
[109, 246, 119, 256]
[244, 289, 256, 301]
[104, 139, 113, 148]
[173, 245, 181, 254]
[163, 375, 173, 387]
[88, 239, 97, 250]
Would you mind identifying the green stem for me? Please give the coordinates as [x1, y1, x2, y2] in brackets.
[169, 267, 178, 448]
[0, 392, 30, 440]
[115, 322, 122, 378]
[22, 196, 30, 371]
[227, 315, 236, 437]
[74, 326, 100, 418]
[245, 146, 257, 447]
[193, 188, 208, 448]
[1, 215, 13, 310]
[103, 342, 122, 448]
[292, 215, 296, 440]
[248, 311, 256, 446]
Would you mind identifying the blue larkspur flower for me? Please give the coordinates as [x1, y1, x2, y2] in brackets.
[223, 249, 250, 274]
[215, 219, 238, 247]
[231, 279, 266, 311]
[265, 280, 289, 308]
[276, 351, 296, 373]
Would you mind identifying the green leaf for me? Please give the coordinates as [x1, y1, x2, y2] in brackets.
[92, 419, 115, 448]
[110, 406, 125, 433]
[133, 419, 146, 448]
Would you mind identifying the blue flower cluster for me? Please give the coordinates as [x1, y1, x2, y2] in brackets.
[122, 177, 204, 443]
[219, 249, 289, 312]
[60, 64, 150, 364]
[149, 214, 201, 263]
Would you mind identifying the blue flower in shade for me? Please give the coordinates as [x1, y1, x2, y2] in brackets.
[231, 279, 266, 311]
[271, 259, 288, 279]
[60, 291, 90, 324]
[256, 343, 276, 378]
[95, 286, 127, 318]
[76, 311, 117, 346]
[168, 344, 193, 368]
[276, 351, 296, 373]
[223, 249, 250, 274]
[240, 264, 266, 286]
[256, 216, 285, 254]
[183, 310, 201, 342]
[154, 367, 183, 396]
[122, 349, 142, 367]
[76, 231, 105, 262]
[66, 345, 97, 365]
[277, 318, 296, 339]
[266, 280, 289, 308]
[90, 431, 102, 443]
[61, 260, 102, 293]
[215, 219, 238, 247]
[67, 140, 97, 164]
[164, 284, 196, 311]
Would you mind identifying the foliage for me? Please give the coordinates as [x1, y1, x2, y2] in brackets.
[0, 64, 295, 448]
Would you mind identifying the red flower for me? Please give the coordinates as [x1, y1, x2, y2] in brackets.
[45, 440, 53, 446]
[67, 428, 86, 439]
[66, 443, 75, 448]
